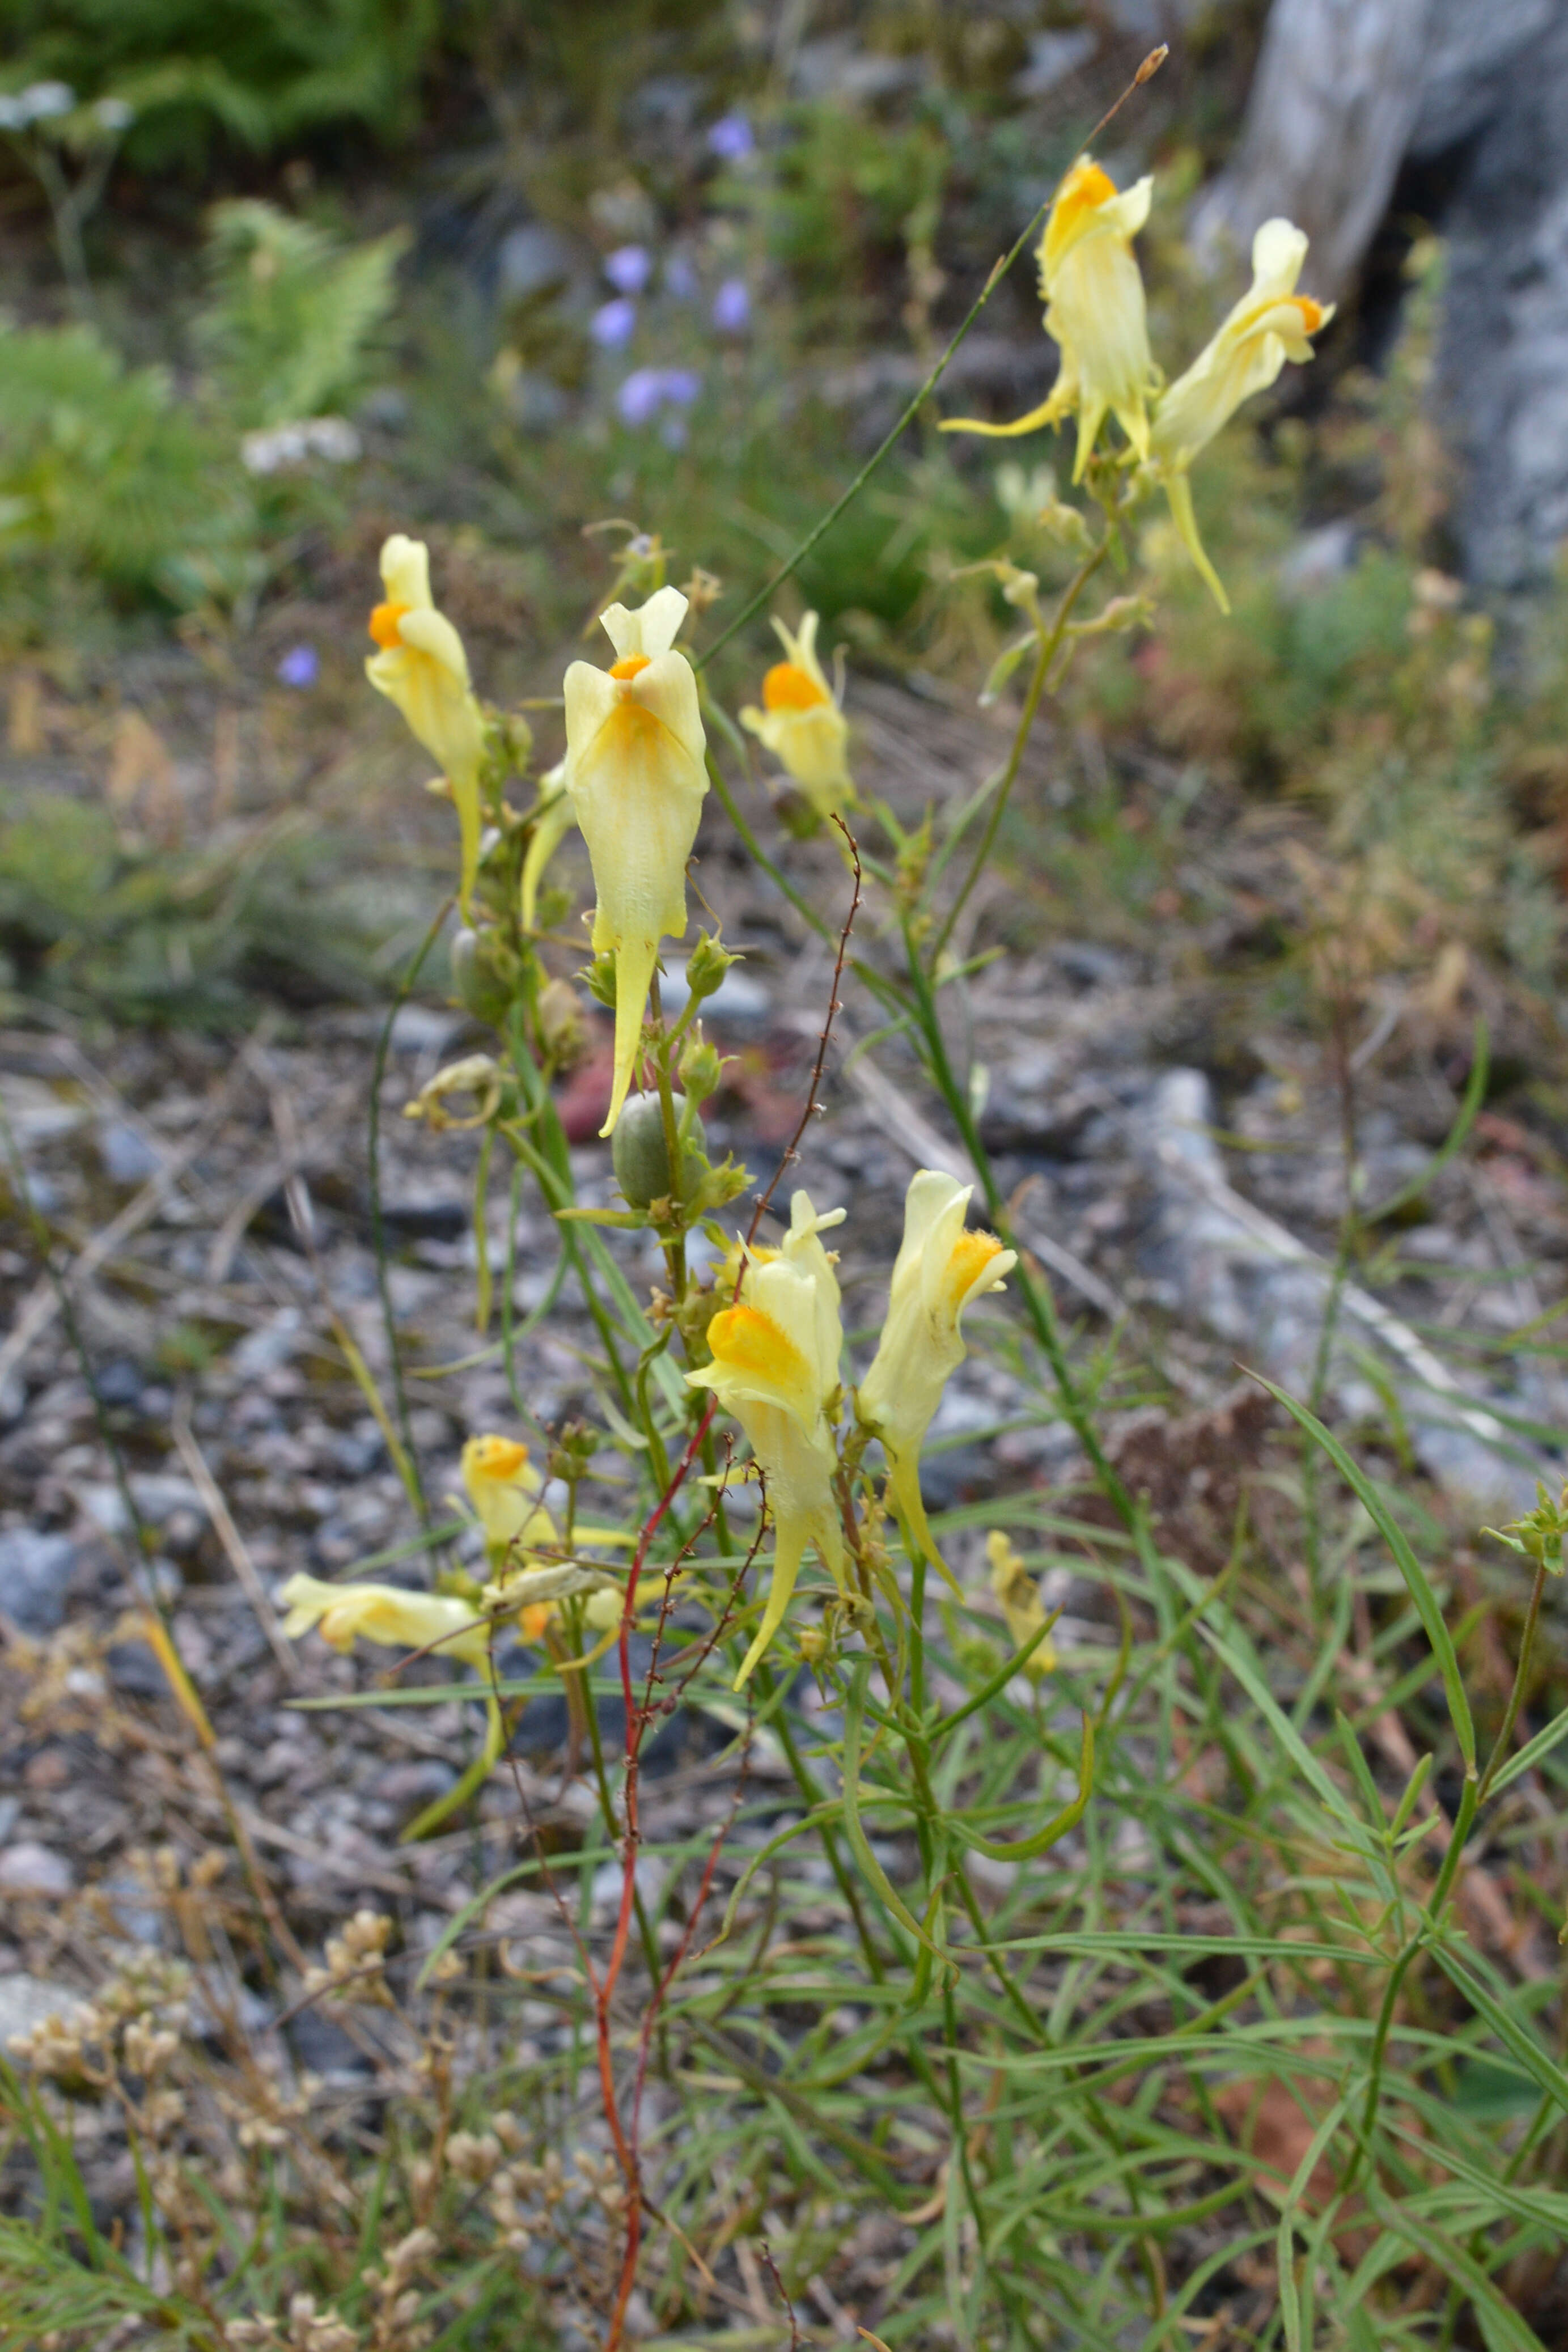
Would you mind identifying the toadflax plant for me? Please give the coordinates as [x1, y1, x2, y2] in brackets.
[239, 79, 1554, 2350]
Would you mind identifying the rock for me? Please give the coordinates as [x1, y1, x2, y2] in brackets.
[1194, 0, 1568, 589]
[94, 1358, 145, 1412]
[0, 1843, 75, 1898]
[1134, 1067, 1538, 1516]
[231, 1311, 304, 1380]
[791, 35, 923, 103]
[495, 223, 580, 306]
[98, 1875, 165, 1947]
[0, 1972, 87, 2052]
[0, 1529, 78, 1633]
[1279, 520, 1359, 596]
[378, 1194, 469, 1241]
[75, 1474, 204, 1538]
[362, 1760, 457, 1835]
[98, 1121, 163, 1185]
[105, 1640, 167, 1700]
[1015, 28, 1096, 98]
[286, 2006, 375, 2083]
[1421, 3, 1568, 587]
[387, 1003, 462, 1056]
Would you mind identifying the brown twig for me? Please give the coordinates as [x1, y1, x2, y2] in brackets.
[745, 817, 862, 1246]
[171, 1396, 300, 1684]
[759, 2240, 804, 2351]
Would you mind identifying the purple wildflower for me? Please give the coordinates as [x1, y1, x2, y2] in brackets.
[712, 277, 751, 334]
[604, 244, 652, 295]
[591, 296, 638, 349]
[277, 645, 319, 689]
[615, 367, 703, 429]
[707, 112, 753, 162]
[616, 368, 667, 427]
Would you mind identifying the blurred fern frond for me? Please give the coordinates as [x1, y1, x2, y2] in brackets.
[0, 316, 254, 604]
[0, 0, 440, 166]
[0, 798, 400, 1024]
[196, 198, 408, 427]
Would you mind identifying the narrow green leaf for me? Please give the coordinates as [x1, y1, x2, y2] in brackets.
[1194, 1614, 1363, 1834]
[1255, 1376, 1476, 1768]
[1486, 1698, 1568, 1797]
[1365, 1015, 1488, 1226]
[1430, 1947, 1568, 2120]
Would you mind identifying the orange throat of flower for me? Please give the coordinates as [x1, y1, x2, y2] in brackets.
[609, 652, 652, 683]
[468, 1436, 531, 1482]
[762, 660, 829, 713]
[944, 1228, 1005, 1312]
[1044, 158, 1118, 275]
[707, 1302, 809, 1389]
[368, 600, 410, 649]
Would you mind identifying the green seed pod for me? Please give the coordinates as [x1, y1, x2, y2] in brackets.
[583, 952, 618, 1011]
[612, 1091, 707, 1209]
[677, 1027, 725, 1103]
[684, 930, 739, 1001]
[451, 926, 518, 1023]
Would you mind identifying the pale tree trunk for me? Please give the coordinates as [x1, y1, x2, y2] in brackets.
[1197, 0, 1568, 589]
[1190, 0, 1433, 298]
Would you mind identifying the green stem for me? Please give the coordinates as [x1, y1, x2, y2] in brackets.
[368, 903, 450, 1529]
[1476, 1558, 1549, 1807]
[898, 911, 1135, 1528]
[931, 532, 1111, 964]
[702, 742, 832, 944]
[1353, 1768, 1478, 2171]
[694, 188, 1062, 676]
[752, 1659, 888, 1985]
[646, 972, 688, 1303]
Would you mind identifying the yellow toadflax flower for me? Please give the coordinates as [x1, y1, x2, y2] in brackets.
[857, 1171, 1017, 1570]
[942, 155, 1156, 480]
[1150, 218, 1332, 612]
[687, 1192, 848, 1688]
[366, 535, 487, 914]
[739, 612, 855, 822]
[563, 586, 708, 1136]
[460, 1434, 554, 1556]
[459, 1433, 562, 1641]
[985, 1531, 1057, 1677]
[279, 1573, 491, 1667]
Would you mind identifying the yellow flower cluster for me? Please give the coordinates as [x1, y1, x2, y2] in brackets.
[688, 1171, 1015, 1688]
[942, 156, 1332, 609]
[281, 1433, 566, 1668]
[366, 549, 860, 1083]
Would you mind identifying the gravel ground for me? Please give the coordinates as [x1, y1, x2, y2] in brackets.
[2, 676, 1563, 2254]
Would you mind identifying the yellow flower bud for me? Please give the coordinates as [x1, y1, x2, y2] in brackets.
[942, 155, 1157, 480]
[366, 535, 487, 913]
[686, 1192, 848, 1687]
[985, 1531, 1057, 1676]
[520, 760, 574, 933]
[739, 612, 854, 823]
[562, 587, 708, 1135]
[857, 1171, 1017, 1569]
